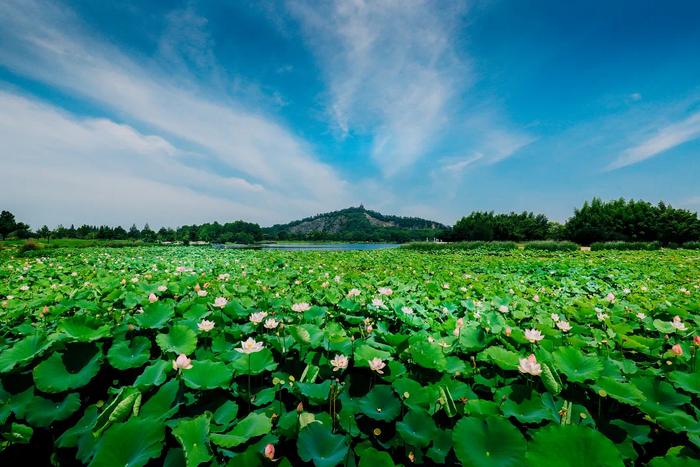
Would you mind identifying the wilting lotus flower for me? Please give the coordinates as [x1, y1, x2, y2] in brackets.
[532, 294, 540, 302]
[264, 444, 277, 461]
[498, 305, 509, 313]
[524, 328, 544, 343]
[671, 344, 683, 356]
[292, 303, 311, 312]
[331, 354, 349, 372]
[157, 285, 167, 292]
[518, 354, 542, 376]
[378, 287, 393, 296]
[264, 318, 279, 329]
[148, 293, 158, 303]
[250, 311, 268, 324]
[671, 316, 687, 331]
[347, 288, 361, 298]
[172, 354, 193, 371]
[197, 290, 208, 297]
[236, 337, 264, 354]
[556, 321, 572, 332]
[605, 292, 615, 302]
[368, 358, 386, 374]
[197, 320, 215, 332]
[213, 297, 228, 308]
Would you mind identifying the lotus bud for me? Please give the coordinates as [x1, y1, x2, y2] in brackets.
[264, 444, 275, 461]
[671, 344, 683, 356]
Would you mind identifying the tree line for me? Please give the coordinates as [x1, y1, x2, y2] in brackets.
[2, 198, 699, 245]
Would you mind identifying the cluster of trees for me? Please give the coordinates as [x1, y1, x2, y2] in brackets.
[0, 211, 31, 240]
[449, 198, 700, 245]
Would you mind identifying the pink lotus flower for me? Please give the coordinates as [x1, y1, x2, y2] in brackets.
[518, 354, 542, 376]
[401, 306, 414, 315]
[371, 298, 385, 308]
[368, 358, 386, 374]
[671, 316, 687, 331]
[347, 288, 361, 298]
[236, 337, 264, 354]
[249, 311, 268, 324]
[197, 320, 215, 332]
[172, 354, 193, 371]
[148, 293, 158, 303]
[157, 285, 167, 292]
[605, 292, 615, 302]
[550, 313, 559, 322]
[378, 287, 393, 296]
[331, 354, 349, 372]
[264, 444, 277, 461]
[197, 290, 208, 297]
[264, 318, 279, 329]
[212, 296, 227, 308]
[524, 328, 544, 343]
[671, 344, 683, 356]
[532, 294, 540, 302]
[498, 305, 509, 313]
[292, 303, 311, 312]
[176, 266, 186, 272]
[556, 321, 572, 332]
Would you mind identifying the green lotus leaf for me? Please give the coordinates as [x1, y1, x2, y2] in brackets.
[107, 336, 151, 370]
[358, 446, 394, 467]
[210, 412, 272, 448]
[668, 370, 700, 395]
[297, 422, 349, 467]
[89, 417, 165, 467]
[553, 347, 603, 382]
[25, 392, 81, 427]
[426, 429, 453, 464]
[33, 346, 102, 393]
[408, 335, 447, 370]
[354, 344, 391, 368]
[230, 348, 277, 375]
[0, 334, 51, 373]
[478, 346, 520, 370]
[156, 325, 198, 355]
[134, 360, 172, 388]
[632, 376, 691, 418]
[526, 424, 624, 467]
[359, 385, 401, 422]
[594, 377, 645, 407]
[140, 379, 180, 419]
[458, 325, 488, 351]
[499, 386, 560, 424]
[134, 301, 175, 329]
[452, 416, 526, 467]
[396, 409, 437, 448]
[57, 405, 99, 448]
[182, 360, 232, 390]
[2, 422, 33, 445]
[392, 377, 438, 411]
[171, 415, 212, 467]
[296, 380, 332, 405]
[212, 401, 239, 428]
[59, 316, 111, 342]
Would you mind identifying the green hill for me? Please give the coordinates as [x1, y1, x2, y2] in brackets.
[263, 205, 446, 242]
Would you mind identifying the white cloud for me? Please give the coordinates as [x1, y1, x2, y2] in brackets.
[608, 112, 700, 170]
[0, 0, 352, 212]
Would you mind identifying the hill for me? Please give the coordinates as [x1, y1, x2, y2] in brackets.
[263, 206, 447, 242]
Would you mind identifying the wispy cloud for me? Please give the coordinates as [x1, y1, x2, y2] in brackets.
[608, 111, 700, 170]
[0, 0, 352, 222]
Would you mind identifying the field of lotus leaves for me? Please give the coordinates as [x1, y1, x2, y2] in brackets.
[1, 246, 699, 466]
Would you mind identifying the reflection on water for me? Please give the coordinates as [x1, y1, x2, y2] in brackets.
[213, 243, 401, 251]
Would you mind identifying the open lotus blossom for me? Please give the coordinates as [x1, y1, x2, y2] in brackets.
[197, 290, 208, 297]
[213, 297, 228, 308]
[331, 354, 349, 371]
[518, 354, 542, 376]
[551, 313, 560, 322]
[401, 306, 414, 315]
[623, 288, 631, 294]
[172, 354, 193, 371]
[368, 357, 386, 374]
[157, 285, 167, 292]
[498, 305, 509, 313]
[372, 298, 386, 308]
[595, 308, 608, 321]
[443, 283, 450, 289]
[264, 318, 279, 329]
[524, 328, 544, 343]
[671, 344, 683, 356]
[347, 288, 361, 298]
[605, 292, 616, 302]
[197, 320, 215, 332]
[264, 444, 277, 461]
[556, 321, 572, 332]
[250, 311, 268, 324]
[532, 294, 540, 302]
[148, 293, 158, 303]
[218, 273, 230, 281]
[378, 287, 393, 296]
[20, 285, 29, 291]
[292, 302, 311, 312]
[176, 266, 186, 272]
[236, 337, 264, 354]
[636, 312, 646, 320]
[671, 316, 687, 331]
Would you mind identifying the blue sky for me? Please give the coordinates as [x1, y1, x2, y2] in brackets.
[1, 0, 699, 228]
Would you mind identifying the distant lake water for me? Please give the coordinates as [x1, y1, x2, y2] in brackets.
[213, 243, 401, 251]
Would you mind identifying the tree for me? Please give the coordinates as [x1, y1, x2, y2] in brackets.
[37, 225, 52, 243]
[0, 210, 17, 240]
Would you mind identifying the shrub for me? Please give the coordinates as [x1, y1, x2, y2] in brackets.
[401, 241, 518, 251]
[682, 241, 700, 250]
[590, 241, 661, 251]
[524, 241, 580, 251]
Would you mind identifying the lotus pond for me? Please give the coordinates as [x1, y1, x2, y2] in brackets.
[0, 247, 699, 466]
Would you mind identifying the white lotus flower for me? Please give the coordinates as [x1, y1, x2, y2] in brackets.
[671, 316, 687, 331]
[236, 337, 264, 354]
[249, 311, 268, 324]
[197, 290, 208, 297]
[197, 320, 215, 332]
[292, 303, 311, 312]
[368, 358, 386, 374]
[378, 287, 393, 296]
[372, 298, 386, 308]
[347, 288, 361, 298]
[532, 294, 540, 302]
[556, 321, 572, 332]
[213, 296, 227, 308]
[330, 354, 349, 372]
[550, 313, 560, 322]
[498, 305, 509, 313]
[518, 354, 542, 376]
[524, 328, 544, 343]
[401, 306, 414, 315]
[264, 318, 279, 329]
